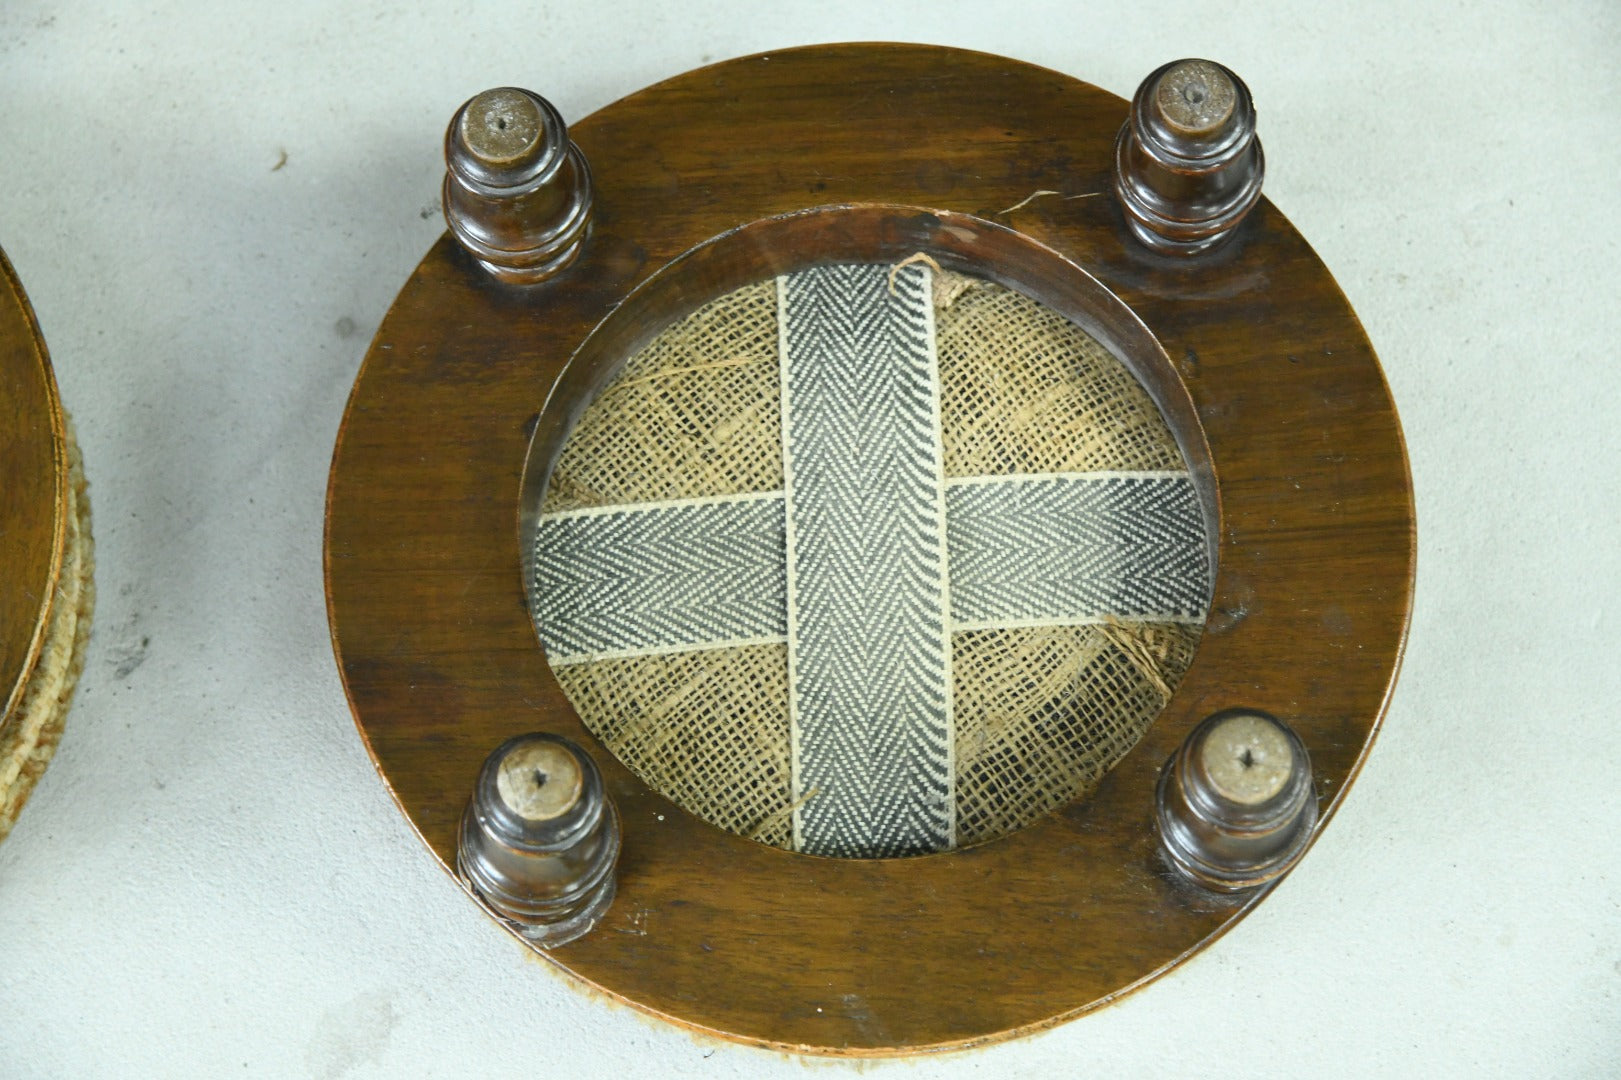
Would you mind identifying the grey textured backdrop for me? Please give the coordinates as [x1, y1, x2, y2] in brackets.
[0, 2, 1616, 1076]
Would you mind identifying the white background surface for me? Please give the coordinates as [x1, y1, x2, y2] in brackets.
[1, 2, 1617, 1076]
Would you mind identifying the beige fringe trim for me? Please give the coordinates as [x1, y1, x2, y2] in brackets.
[0, 416, 95, 843]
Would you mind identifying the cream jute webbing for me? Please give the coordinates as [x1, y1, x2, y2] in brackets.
[540, 270, 1203, 851]
[0, 418, 95, 843]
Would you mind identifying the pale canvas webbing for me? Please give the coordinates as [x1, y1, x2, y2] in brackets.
[943, 472, 1207, 629]
[533, 473, 1207, 664]
[532, 492, 786, 663]
[778, 263, 953, 856]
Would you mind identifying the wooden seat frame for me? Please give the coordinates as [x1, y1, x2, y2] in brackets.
[325, 43, 1415, 1055]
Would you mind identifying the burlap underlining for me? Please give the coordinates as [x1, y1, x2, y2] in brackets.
[0, 419, 95, 843]
[544, 280, 782, 512]
[543, 270, 1202, 850]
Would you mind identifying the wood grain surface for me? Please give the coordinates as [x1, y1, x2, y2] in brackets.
[0, 247, 67, 742]
[325, 43, 1414, 1054]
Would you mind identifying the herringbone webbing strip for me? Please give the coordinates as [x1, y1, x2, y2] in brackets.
[779, 263, 954, 857]
[531, 474, 1207, 662]
[945, 473, 1208, 629]
[532, 493, 785, 663]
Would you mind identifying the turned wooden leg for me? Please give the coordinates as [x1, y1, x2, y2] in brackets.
[1156, 709, 1317, 892]
[442, 87, 594, 284]
[1113, 59, 1265, 256]
[457, 733, 620, 946]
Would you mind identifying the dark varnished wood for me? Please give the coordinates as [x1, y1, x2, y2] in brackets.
[325, 44, 1414, 1054]
[0, 247, 68, 739]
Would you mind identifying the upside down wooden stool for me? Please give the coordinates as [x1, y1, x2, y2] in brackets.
[0, 247, 94, 845]
[325, 44, 1414, 1054]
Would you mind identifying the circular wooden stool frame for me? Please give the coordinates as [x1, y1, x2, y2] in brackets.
[326, 44, 1414, 1056]
[0, 248, 70, 740]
